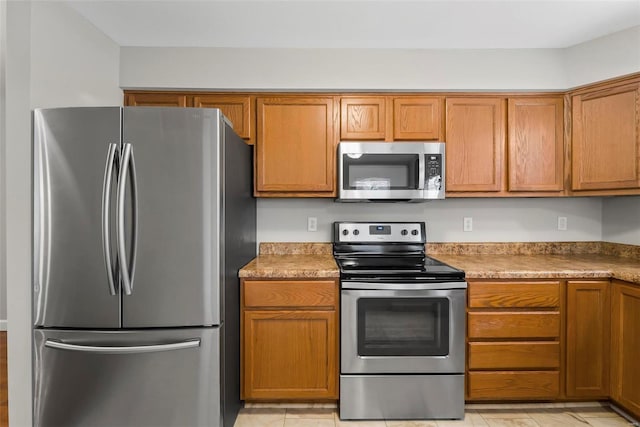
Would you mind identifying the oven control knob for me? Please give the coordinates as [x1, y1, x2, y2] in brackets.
[342, 229, 349, 236]
[401, 229, 408, 236]
[411, 229, 419, 236]
[353, 229, 360, 235]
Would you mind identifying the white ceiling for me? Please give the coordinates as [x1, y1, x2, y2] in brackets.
[66, 0, 640, 49]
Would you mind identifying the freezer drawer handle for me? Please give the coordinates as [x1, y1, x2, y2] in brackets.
[44, 338, 201, 354]
[102, 143, 119, 296]
[116, 143, 138, 296]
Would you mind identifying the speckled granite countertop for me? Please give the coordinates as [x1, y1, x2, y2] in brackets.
[239, 242, 640, 284]
[239, 254, 339, 278]
[432, 253, 640, 284]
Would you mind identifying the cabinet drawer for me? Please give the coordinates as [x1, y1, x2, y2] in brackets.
[468, 312, 559, 339]
[469, 281, 560, 308]
[468, 371, 560, 399]
[243, 280, 337, 308]
[468, 342, 560, 369]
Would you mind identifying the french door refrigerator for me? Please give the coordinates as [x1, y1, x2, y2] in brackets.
[32, 107, 256, 427]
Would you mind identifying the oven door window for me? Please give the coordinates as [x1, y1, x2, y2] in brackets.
[343, 154, 420, 190]
[357, 297, 449, 356]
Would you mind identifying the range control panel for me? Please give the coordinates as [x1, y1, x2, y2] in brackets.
[334, 222, 426, 243]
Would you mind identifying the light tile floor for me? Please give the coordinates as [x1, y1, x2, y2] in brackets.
[234, 403, 638, 427]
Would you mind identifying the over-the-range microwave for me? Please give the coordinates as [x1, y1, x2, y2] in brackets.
[337, 141, 445, 202]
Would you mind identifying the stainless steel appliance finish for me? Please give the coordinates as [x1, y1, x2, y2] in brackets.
[334, 221, 466, 421]
[337, 142, 445, 202]
[34, 329, 220, 427]
[32, 107, 256, 427]
[340, 375, 465, 420]
[341, 287, 466, 374]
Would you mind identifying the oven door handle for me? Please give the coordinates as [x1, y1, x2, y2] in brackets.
[341, 281, 467, 291]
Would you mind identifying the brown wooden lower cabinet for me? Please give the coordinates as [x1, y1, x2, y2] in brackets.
[241, 279, 338, 401]
[610, 280, 640, 419]
[468, 371, 560, 400]
[468, 311, 560, 339]
[242, 310, 337, 400]
[466, 280, 561, 400]
[465, 277, 640, 416]
[468, 342, 560, 370]
[566, 280, 610, 398]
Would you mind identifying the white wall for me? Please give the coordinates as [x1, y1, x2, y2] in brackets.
[120, 47, 568, 91]
[0, 0, 6, 327]
[564, 26, 640, 88]
[257, 198, 603, 244]
[2, 2, 122, 425]
[30, 1, 122, 108]
[3, 2, 32, 425]
[602, 196, 640, 245]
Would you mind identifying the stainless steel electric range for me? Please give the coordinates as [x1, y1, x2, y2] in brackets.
[333, 221, 467, 421]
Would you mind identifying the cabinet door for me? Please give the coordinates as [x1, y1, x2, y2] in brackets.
[340, 96, 386, 140]
[566, 280, 610, 398]
[124, 92, 189, 107]
[192, 94, 253, 142]
[393, 97, 443, 140]
[242, 310, 338, 400]
[508, 97, 564, 192]
[611, 281, 640, 419]
[572, 83, 640, 190]
[445, 98, 506, 192]
[256, 97, 337, 195]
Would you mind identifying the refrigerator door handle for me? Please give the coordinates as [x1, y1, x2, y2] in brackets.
[116, 143, 138, 296]
[102, 143, 119, 296]
[44, 338, 201, 354]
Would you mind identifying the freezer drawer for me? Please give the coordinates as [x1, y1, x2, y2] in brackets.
[34, 328, 221, 427]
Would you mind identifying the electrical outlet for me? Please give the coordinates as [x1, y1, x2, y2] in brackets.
[463, 217, 473, 232]
[558, 216, 567, 231]
[307, 217, 318, 232]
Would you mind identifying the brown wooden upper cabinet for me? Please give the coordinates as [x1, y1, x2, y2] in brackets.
[192, 94, 254, 143]
[445, 97, 506, 193]
[256, 96, 338, 197]
[340, 96, 444, 141]
[124, 92, 189, 107]
[572, 82, 640, 191]
[508, 97, 564, 192]
[340, 96, 386, 140]
[124, 92, 254, 144]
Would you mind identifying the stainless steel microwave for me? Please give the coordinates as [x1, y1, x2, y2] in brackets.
[337, 142, 445, 202]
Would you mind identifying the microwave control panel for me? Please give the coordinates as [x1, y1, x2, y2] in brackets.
[426, 154, 443, 190]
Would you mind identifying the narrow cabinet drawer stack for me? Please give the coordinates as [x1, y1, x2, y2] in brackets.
[467, 281, 561, 400]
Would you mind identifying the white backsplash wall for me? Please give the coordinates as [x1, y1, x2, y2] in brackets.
[257, 197, 603, 244]
[602, 196, 640, 246]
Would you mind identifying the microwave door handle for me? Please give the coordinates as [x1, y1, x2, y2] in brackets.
[417, 155, 426, 190]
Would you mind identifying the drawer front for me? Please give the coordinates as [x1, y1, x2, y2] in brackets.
[468, 342, 560, 369]
[468, 312, 560, 339]
[243, 280, 337, 308]
[469, 281, 560, 308]
[468, 371, 560, 400]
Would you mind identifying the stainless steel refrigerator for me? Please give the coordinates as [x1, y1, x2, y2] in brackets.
[32, 107, 256, 427]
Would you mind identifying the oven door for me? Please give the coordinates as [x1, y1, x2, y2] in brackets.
[341, 286, 465, 374]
